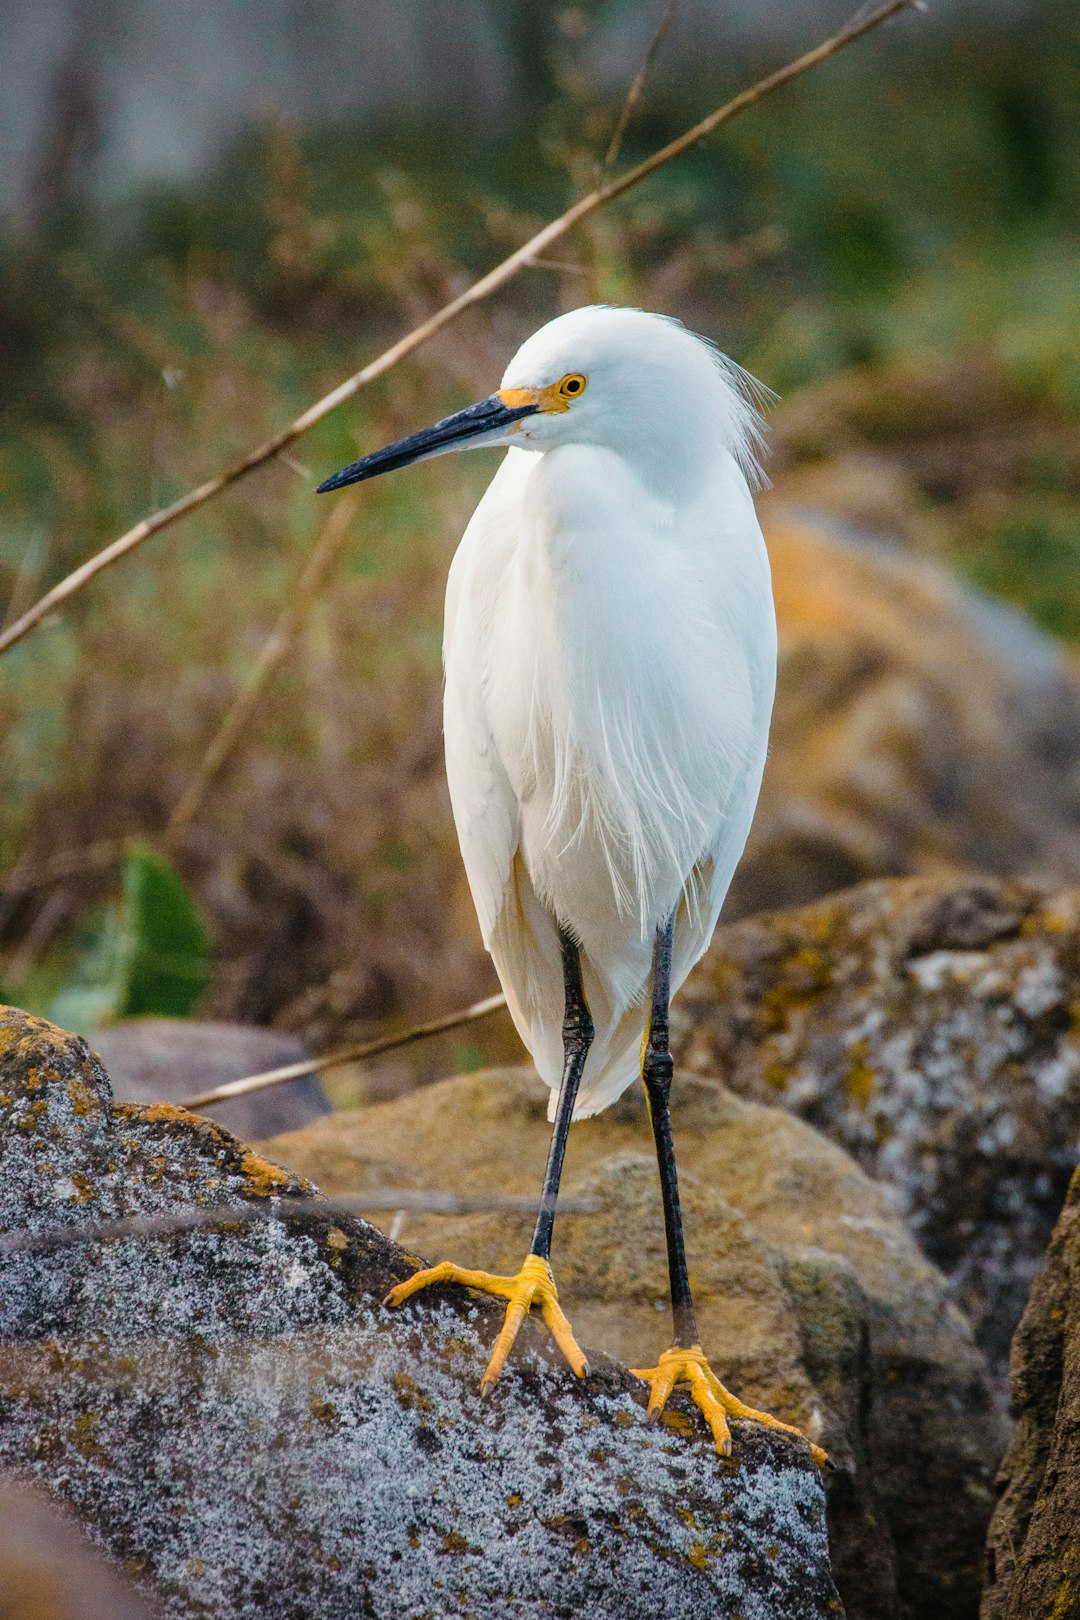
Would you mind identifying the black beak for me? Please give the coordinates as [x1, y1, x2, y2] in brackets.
[316, 394, 540, 494]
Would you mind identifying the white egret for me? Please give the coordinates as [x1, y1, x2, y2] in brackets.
[317, 305, 824, 1466]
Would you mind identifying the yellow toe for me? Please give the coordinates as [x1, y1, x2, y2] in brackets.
[384, 1252, 589, 1391]
[631, 1345, 828, 1469]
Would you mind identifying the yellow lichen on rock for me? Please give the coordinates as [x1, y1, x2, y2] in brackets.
[237, 1149, 293, 1197]
[129, 1102, 213, 1128]
[68, 1076, 96, 1117]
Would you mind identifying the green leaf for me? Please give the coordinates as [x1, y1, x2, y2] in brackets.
[48, 844, 209, 1033]
[117, 844, 210, 1018]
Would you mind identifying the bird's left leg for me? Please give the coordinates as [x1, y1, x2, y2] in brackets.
[630, 912, 828, 1467]
[384, 927, 592, 1393]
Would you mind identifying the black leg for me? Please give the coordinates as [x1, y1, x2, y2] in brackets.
[643, 910, 699, 1349]
[530, 928, 594, 1262]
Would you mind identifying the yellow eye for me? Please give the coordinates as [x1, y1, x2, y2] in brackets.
[557, 373, 587, 400]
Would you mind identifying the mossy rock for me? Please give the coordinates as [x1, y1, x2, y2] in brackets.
[263, 1063, 1008, 1620]
[0, 1006, 839, 1620]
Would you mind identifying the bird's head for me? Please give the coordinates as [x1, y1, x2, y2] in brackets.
[317, 305, 766, 496]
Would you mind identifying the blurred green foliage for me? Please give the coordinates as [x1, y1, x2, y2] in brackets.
[13, 847, 210, 1036]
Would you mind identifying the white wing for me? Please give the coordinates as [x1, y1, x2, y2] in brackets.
[669, 473, 776, 998]
[565, 459, 777, 1117]
[443, 454, 566, 1077]
[444, 446, 776, 1121]
[443, 605, 515, 951]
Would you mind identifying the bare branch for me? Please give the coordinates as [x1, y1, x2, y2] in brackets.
[604, 0, 680, 173]
[167, 493, 361, 833]
[0, 1186, 601, 1260]
[179, 991, 509, 1111]
[0, 0, 918, 664]
[3, 498, 362, 886]
[2, 833, 137, 896]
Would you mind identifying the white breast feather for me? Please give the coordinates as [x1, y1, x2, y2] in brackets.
[444, 439, 775, 1118]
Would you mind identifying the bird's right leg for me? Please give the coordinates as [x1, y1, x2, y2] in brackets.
[384, 927, 592, 1393]
[631, 912, 828, 1467]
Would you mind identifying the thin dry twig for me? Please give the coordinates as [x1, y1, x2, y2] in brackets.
[1, 891, 71, 986]
[3, 498, 361, 886]
[0, 0, 918, 666]
[0, 1187, 601, 1260]
[604, 0, 680, 172]
[0, 529, 48, 635]
[523, 256, 590, 276]
[179, 991, 509, 1110]
[167, 493, 361, 833]
[3, 833, 138, 895]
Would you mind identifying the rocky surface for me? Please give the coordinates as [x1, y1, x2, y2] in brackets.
[674, 874, 1080, 1373]
[0, 1477, 156, 1620]
[728, 513, 1080, 919]
[982, 1163, 1080, 1620]
[90, 1016, 330, 1139]
[263, 1065, 1009, 1620]
[0, 1005, 839, 1620]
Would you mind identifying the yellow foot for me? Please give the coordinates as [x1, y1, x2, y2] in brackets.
[630, 1344, 829, 1469]
[384, 1252, 588, 1395]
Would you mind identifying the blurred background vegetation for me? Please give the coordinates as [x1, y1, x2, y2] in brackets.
[1, 0, 1077, 1092]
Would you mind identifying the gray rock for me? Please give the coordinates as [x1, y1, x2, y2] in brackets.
[674, 874, 1080, 1373]
[0, 1006, 840, 1620]
[262, 1064, 1009, 1620]
[90, 1017, 330, 1139]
